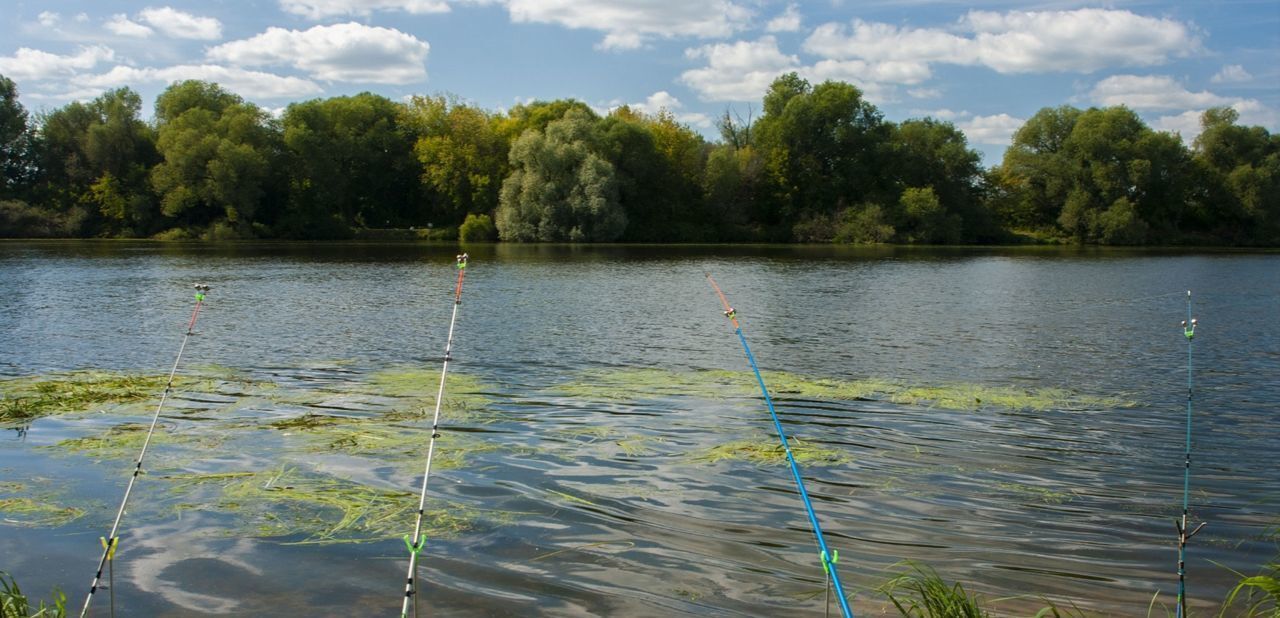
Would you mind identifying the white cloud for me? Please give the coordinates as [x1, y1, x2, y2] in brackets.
[959, 113, 1024, 145]
[1152, 110, 1202, 140]
[804, 20, 972, 65]
[207, 23, 430, 84]
[909, 87, 942, 99]
[1156, 100, 1280, 144]
[912, 108, 965, 121]
[507, 0, 753, 50]
[0, 46, 115, 81]
[624, 91, 712, 127]
[139, 7, 223, 40]
[804, 9, 1199, 75]
[1211, 64, 1251, 84]
[279, 0, 452, 19]
[106, 14, 154, 38]
[1090, 75, 1231, 111]
[83, 64, 323, 99]
[966, 9, 1200, 73]
[75, 13, 90, 23]
[680, 36, 799, 101]
[37, 11, 60, 27]
[807, 58, 932, 85]
[766, 4, 801, 33]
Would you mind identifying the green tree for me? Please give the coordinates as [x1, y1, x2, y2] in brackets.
[703, 143, 764, 239]
[997, 105, 1082, 230]
[753, 74, 891, 235]
[458, 212, 497, 241]
[31, 88, 159, 235]
[0, 75, 33, 199]
[281, 92, 420, 237]
[899, 186, 960, 243]
[890, 118, 991, 240]
[1191, 107, 1280, 243]
[595, 107, 708, 240]
[404, 94, 507, 224]
[496, 110, 625, 241]
[152, 80, 278, 236]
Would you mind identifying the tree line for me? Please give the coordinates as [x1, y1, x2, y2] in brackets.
[1, 73, 1276, 245]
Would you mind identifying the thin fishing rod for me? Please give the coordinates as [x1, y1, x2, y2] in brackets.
[81, 283, 211, 618]
[705, 274, 854, 618]
[1175, 290, 1204, 618]
[401, 253, 469, 618]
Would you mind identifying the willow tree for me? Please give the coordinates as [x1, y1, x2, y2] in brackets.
[496, 109, 625, 242]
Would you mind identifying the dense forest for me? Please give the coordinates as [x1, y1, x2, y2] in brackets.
[1, 72, 1276, 245]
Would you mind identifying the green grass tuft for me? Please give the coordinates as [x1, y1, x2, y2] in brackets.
[0, 571, 66, 618]
[879, 562, 991, 618]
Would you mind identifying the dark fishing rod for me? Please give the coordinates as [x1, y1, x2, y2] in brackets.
[705, 274, 853, 618]
[1175, 290, 1204, 618]
[81, 284, 211, 618]
[401, 254, 468, 618]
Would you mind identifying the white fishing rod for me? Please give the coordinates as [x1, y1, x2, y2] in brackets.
[400, 254, 468, 618]
[81, 284, 211, 618]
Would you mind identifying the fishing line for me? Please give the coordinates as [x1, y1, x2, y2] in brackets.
[705, 274, 854, 618]
[1175, 290, 1205, 618]
[81, 283, 211, 618]
[401, 253, 468, 618]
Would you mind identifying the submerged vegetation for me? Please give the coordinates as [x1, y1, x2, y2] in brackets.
[554, 367, 1131, 412]
[691, 437, 849, 466]
[0, 372, 178, 423]
[0, 497, 83, 528]
[166, 468, 477, 545]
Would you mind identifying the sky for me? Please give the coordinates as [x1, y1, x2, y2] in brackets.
[2, 0, 1277, 166]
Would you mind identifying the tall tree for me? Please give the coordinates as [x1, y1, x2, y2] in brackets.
[32, 88, 158, 235]
[151, 80, 278, 236]
[754, 74, 890, 233]
[282, 92, 420, 236]
[0, 75, 33, 199]
[496, 109, 625, 241]
[889, 118, 991, 240]
[404, 94, 507, 224]
[1192, 107, 1280, 242]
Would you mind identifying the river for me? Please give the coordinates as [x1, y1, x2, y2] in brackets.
[1, 241, 1277, 616]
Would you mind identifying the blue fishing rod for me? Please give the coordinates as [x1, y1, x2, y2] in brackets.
[81, 284, 211, 618]
[706, 274, 853, 618]
[1175, 291, 1204, 618]
[400, 254, 468, 618]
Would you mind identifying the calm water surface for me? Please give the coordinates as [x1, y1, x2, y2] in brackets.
[1, 241, 1277, 616]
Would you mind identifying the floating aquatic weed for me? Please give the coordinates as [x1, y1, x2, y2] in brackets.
[993, 481, 1074, 505]
[0, 373, 175, 422]
[614, 435, 665, 457]
[276, 413, 501, 474]
[45, 422, 222, 463]
[560, 426, 616, 442]
[0, 371, 274, 424]
[362, 368, 496, 421]
[551, 367, 1131, 413]
[0, 497, 85, 528]
[166, 467, 478, 545]
[690, 437, 850, 466]
[553, 368, 749, 401]
[266, 413, 341, 431]
[545, 488, 599, 507]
